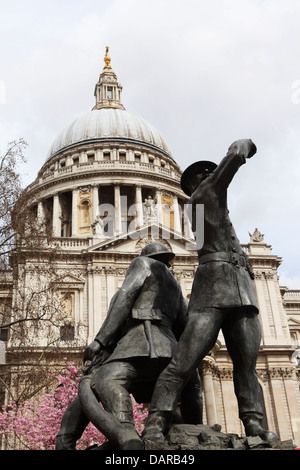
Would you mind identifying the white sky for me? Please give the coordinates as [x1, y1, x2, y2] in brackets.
[1, 0, 300, 287]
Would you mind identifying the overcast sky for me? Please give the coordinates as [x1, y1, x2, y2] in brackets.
[1, 0, 300, 287]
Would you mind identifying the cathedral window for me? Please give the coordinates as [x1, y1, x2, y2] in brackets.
[87, 153, 95, 163]
[60, 324, 75, 341]
[0, 328, 8, 342]
[79, 199, 91, 229]
[104, 152, 111, 161]
[107, 86, 113, 99]
[134, 154, 141, 162]
[119, 152, 126, 161]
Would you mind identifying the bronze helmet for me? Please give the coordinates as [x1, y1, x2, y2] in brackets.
[140, 242, 175, 260]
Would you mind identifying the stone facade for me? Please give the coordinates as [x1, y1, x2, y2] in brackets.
[1, 49, 300, 447]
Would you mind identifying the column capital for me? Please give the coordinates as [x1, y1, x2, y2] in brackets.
[219, 367, 233, 380]
[48, 191, 59, 198]
[78, 185, 92, 193]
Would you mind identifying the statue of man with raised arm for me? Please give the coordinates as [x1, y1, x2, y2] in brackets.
[143, 139, 279, 444]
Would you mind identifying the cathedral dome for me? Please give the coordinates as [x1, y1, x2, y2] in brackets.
[46, 108, 172, 162]
[29, 48, 188, 243]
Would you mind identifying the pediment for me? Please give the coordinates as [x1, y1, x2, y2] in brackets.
[87, 223, 197, 257]
[52, 273, 86, 286]
[288, 317, 300, 327]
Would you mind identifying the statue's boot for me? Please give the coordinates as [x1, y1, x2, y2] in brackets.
[142, 411, 172, 443]
[56, 433, 77, 450]
[242, 415, 279, 444]
[55, 396, 89, 450]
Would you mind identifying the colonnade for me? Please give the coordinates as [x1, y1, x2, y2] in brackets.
[36, 183, 192, 239]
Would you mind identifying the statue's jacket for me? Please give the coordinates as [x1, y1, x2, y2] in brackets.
[188, 151, 259, 314]
[94, 256, 188, 362]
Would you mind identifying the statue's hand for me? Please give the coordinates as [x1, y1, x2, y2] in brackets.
[82, 341, 111, 374]
[228, 139, 257, 159]
[83, 340, 101, 362]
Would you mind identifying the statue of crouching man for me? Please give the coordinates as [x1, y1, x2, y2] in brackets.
[56, 242, 203, 450]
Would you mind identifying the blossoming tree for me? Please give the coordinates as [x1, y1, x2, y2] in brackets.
[0, 362, 148, 450]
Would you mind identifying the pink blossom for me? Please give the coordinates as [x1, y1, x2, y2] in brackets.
[0, 361, 148, 450]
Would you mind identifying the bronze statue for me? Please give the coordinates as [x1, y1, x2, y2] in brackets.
[143, 139, 279, 444]
[56, 242, 202, 450]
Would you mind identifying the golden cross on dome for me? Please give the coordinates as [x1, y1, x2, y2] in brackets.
[104, 46, 112, 69]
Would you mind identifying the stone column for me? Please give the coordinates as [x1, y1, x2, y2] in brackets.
[183, 203, 194, 239]
[172, 195, 182, 234]
[254, 271, 289, 345]
[92, 185, 99, 221]
[37, 201, 45, 223]
[105, 266, 116, 309]
[268, 367, 294, 441]
[37, 201, 45, 233]
[281, 368, 300, 445]
[72, 189, 78, 237]
[220, 368, 240, 434]
[87, 265, 95, 343]
[155, 189, 163, 225]
[114, 184, 122, 235]
[52, 193, 61, 237]
[135, 184, 144, 228]
[90, 265, 103, 341]
[265, 272, 287, 343]
[0, 340, 5, 364]
[202, 361, 218, 425]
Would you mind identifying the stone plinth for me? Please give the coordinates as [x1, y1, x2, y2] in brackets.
[88, 423, 295, 451]
[143, 424, 295, 451]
